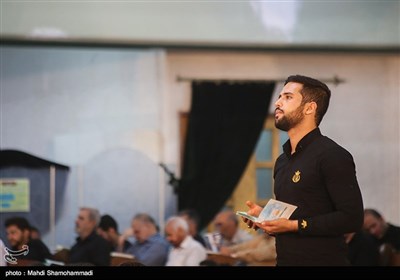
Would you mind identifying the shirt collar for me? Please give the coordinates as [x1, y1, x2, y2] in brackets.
[177, 235, 192, 249]
[283, 127, 321, 157]
[76, 230, 97, 243]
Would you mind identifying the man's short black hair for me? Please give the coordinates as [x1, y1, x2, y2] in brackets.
[98, 214, 118, 232]
[5, 217, 31, 231]
[364, 209, 383, 219]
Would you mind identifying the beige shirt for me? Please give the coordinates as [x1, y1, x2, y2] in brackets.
[229, 234, 276, 263]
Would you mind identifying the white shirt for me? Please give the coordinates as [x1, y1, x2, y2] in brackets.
[166, 235, 206, 266]
[0, 239, 6, 266]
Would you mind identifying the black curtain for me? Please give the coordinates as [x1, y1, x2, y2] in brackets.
[178, 81, 275, 229]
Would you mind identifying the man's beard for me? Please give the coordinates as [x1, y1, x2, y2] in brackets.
[275, 104, 305, 131]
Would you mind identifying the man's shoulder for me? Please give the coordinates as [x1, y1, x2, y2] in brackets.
[149, 233, 168, 244]
[316, 135, 353, 156]
[276, 152, 288, 163]
[28, 238, 50, 250]
[388, 223, 400, 234]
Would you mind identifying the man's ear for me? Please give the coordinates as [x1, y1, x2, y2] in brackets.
[305, 102, 317, 115]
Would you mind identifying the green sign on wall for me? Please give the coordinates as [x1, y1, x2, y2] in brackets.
[0, 178, 30, 212]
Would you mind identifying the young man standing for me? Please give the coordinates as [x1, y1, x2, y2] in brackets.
[244, 75, 363, 266]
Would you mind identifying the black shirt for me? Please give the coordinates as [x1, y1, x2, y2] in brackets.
[375, 224, 400, 251]
[274, 128, 364, 266]
[14, 239, 52, 263]
[69, 231, 111, 266]
[347, 231, 380, 266]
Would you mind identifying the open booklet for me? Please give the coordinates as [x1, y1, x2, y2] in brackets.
[236, 198, 297, 223]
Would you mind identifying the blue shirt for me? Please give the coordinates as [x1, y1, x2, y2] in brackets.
[125, 233, 169, 266]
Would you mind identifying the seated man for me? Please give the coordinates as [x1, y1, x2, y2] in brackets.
[29, 226, 41, 240]
[363, 209, 400, 251]
[344, 231, 380, 266]
[69, 207, 111, 266]
[214, 210, 253, 247]
[124, 213, 169, 266]
[5, 217, 52, 263]
[165, 216, 206, 266]
[97, 214, 131, 252]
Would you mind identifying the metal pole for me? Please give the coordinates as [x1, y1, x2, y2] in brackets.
[49, 165, 56, 252]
